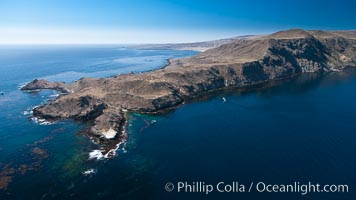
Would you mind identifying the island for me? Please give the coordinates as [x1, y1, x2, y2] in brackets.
[21, 29, 356, 151]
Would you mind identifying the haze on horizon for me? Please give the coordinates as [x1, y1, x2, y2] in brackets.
[0, 0, 355, 44]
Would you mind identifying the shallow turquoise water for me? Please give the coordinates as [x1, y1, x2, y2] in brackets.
[0, 46, 356, 200]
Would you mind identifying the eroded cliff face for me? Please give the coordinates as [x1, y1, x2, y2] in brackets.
[21, 29, 356, 144]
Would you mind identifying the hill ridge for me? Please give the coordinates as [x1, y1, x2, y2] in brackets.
[21, 29, 356, 151]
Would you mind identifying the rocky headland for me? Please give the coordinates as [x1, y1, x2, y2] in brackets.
[21, 29, 356, 149]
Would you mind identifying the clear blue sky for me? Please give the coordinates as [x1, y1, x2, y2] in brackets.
[0, 0, 355, 44]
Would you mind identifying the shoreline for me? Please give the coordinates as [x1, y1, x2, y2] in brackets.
[20, 29, 356, 158]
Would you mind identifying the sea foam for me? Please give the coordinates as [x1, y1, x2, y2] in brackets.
[82, 168, 96, 176]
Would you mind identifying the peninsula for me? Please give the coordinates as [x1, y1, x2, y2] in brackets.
[21, 29, 356, 148]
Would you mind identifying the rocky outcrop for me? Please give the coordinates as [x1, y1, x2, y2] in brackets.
[21, 29, 356, 146]
[21, 79, 68, 93]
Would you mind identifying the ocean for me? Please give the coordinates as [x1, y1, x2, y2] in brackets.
[0, 45, 356, 200]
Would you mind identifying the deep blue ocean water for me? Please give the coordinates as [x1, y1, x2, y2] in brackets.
[0, 46, 356, 200]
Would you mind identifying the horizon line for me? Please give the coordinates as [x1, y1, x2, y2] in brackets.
[0, 28, 355, 46]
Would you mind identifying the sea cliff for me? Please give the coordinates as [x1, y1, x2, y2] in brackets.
[21, 29, 356, 146]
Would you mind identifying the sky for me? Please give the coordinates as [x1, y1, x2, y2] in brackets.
[0, 0, 355, 44]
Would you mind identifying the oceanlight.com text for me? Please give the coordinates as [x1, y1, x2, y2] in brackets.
[164, 181, 349, 195]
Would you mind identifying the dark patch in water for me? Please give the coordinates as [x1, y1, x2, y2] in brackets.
[139, 118, 154, 133]
[0, 130, 61, 194]
[0, 164, 15, 190]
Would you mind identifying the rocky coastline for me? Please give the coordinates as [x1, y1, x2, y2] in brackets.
[21, 29, 356, 150]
